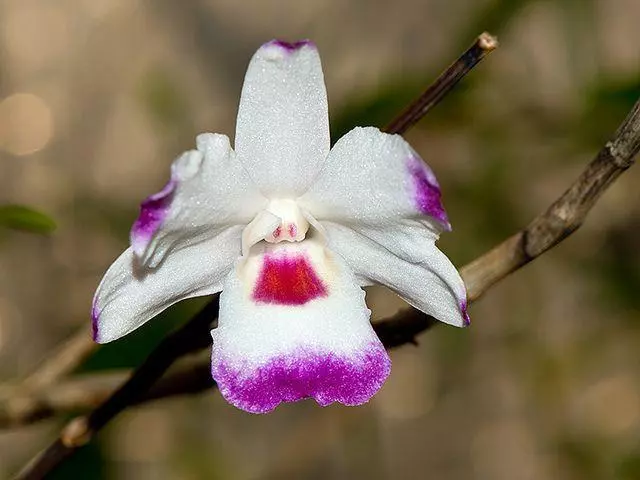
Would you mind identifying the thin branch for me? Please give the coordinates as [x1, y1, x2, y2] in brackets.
[22, 326, 97, 392]
[14, 298, 219, 480]
[385, 32, 498, 135]
[462, 98, 640, 301]
[0, 372, 131, 427]
[1, 326, 97, 429]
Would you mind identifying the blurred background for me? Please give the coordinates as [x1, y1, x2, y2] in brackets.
[0, 0, 639, 478]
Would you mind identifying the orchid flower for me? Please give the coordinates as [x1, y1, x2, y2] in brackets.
[92, 40, 469, 414]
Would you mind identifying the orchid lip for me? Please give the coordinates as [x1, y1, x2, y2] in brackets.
[213, 343, 391, 414]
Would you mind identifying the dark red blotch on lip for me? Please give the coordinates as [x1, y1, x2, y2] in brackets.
[252, 254, 327, 306]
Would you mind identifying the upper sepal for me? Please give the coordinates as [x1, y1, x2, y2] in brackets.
[234, 39, 330, 197]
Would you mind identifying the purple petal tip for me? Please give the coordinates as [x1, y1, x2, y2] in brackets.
[267, 39, 315, 52]
[213, 343, 391, 414]
[130, 178, 177, 255]
[461, 300, 471, 327]
[407, 156, 451, 230]
[91, 298, 100, 342]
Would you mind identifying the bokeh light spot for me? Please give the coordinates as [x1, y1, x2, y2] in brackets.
[0, 93, 54, 156]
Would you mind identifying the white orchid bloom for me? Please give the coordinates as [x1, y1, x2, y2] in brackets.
[92, 40, 469, 414]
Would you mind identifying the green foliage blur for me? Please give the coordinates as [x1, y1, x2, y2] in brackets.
[0, 205, 56, 235]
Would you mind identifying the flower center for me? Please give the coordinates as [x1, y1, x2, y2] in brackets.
[264, 199, 309, 243]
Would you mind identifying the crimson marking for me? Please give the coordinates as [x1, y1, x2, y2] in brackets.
[252, 254, 327, 305]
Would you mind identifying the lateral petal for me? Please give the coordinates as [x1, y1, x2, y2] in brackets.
[323, 221, 469, 327]
[93, 226, 244, 343]
[131, 133, 266, 268]
[299, 126, 450, 231]
[235, 40, 330, 197]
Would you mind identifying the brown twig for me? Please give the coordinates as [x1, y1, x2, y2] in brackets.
[13, 298, 220, 480]
[385, 32, 498, 135]
[1, 326, 97, 429]
[21, 326, 97, 392]
[461, 99, 640, 301]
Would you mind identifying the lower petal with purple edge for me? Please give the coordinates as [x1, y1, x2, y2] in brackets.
[92, 226, 244, 344]
[212, 343, 390, 414]
[211, 238, 390, 413]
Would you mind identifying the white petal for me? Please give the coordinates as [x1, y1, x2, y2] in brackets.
[211, 238, 390, 414]
[322, 221, 469, 327]
[299, 126, 450, 231]
[93, 226, 244, 343]
[131, 133, 266, 268]
[235, 40, 330, 197]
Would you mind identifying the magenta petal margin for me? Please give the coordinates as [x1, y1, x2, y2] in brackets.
[460, 300, 471, 327]
[130, 179, 177, 256]
[212, 343, 391, 414]
[268, 39, 315, 52]
[91, 296, 100, 342]
[407, 156, 451, 230]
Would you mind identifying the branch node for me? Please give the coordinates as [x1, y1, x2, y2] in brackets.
[605, 140, 636, 169]
[478, 32, 499, 51]
[61, 417, 92, 448]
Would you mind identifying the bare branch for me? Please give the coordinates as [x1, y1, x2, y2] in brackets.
[385, 32, 498, 135]
[1, 326, 97, 430]
[14, 298, 219, 480]
[22, 326, 97, 392]
[0, 372, 129, 428]
[462, 98, 640, 301]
